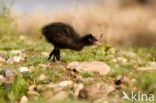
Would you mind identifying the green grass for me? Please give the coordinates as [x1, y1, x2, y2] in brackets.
[0, 27, 156, 103]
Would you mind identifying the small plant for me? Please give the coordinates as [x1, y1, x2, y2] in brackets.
[8, 73, 27, 102]
[79, 72, 94, 77]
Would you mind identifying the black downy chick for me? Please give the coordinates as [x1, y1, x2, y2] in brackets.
[42, 22, 100, 61]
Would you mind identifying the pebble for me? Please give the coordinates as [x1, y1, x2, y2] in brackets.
[7, 56, 24, 63]
[43, 91, 54, 99]
[73, 83, 84, 97]
[27, 91, 39, 96]
[51, 91, 68, 101]
[104, 85, 115, 94]
[38, 74, 46, 81]
[19, 96, 29, 103]
[41, 52, 49, 56]
[13, 56, 24, 62]
[36, 85, 47, 92]
[59, 80, 73, 87]
[1, 68, 16, 84]
[19, 35, 26, 40]
[29, 85, 36, 91]
[43, 83, 63, 93]
[19, 67, 30, 73]
[117, 57, 127, 64]
[0, 75, 5, 82]
[79, 86, 106, 100]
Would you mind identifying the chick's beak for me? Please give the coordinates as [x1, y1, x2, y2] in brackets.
[93, 41, 101, 45]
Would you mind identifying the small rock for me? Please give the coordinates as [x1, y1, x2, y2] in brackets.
[112, 59, 117, 63]
[7, 56, 24, 63]
[0, 75, 5, 82]
[13, 56, 24, 62]
[104, 85, 115, 94]
[0, 55, 7, 62]
[19, 96, 28, 103]
[137, 66, 156, 71]
[38, 74, 46, 81]
[117, 57, 127, 64]
[1, 68, 16, 84]
[45, 83, 63, 92]
[29, 85, 36, 91]
[27, 91, 39, 96]
[20, 53, 26, 58]
[19, 67, 30, 73]
[79, 86, 106, 100]
[10, 50, 22, 54]
[19, 35, 26, 40]
[73, 83, 84, 97]
[41, 52, 49, 56]
[131, 78, 137, 83]
[67, 61, 111, 75]
[59, 80, 73, 87]
[36, 85, 47, 92]
[51, 91, 68, 101]
[43, 91, 54, 99]
[46, 83, 58, 89]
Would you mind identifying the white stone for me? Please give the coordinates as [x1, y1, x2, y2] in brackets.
[59, 80, 73, 87]
[0, 75, 5, 82]
[38, 74, 46, 81]
[19, 35, 26, 40]
[41, 52, 49, 56]
[14, 56, 24, 62]
[19, 67, 30, 72]
[112, 59, 117, 62]
[67, 61, 111, 75]
[19, 96, 28, 103]
[7, 56, 24, 63]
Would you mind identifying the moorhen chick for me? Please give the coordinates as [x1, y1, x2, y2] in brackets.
[42, 22, 100, 61]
